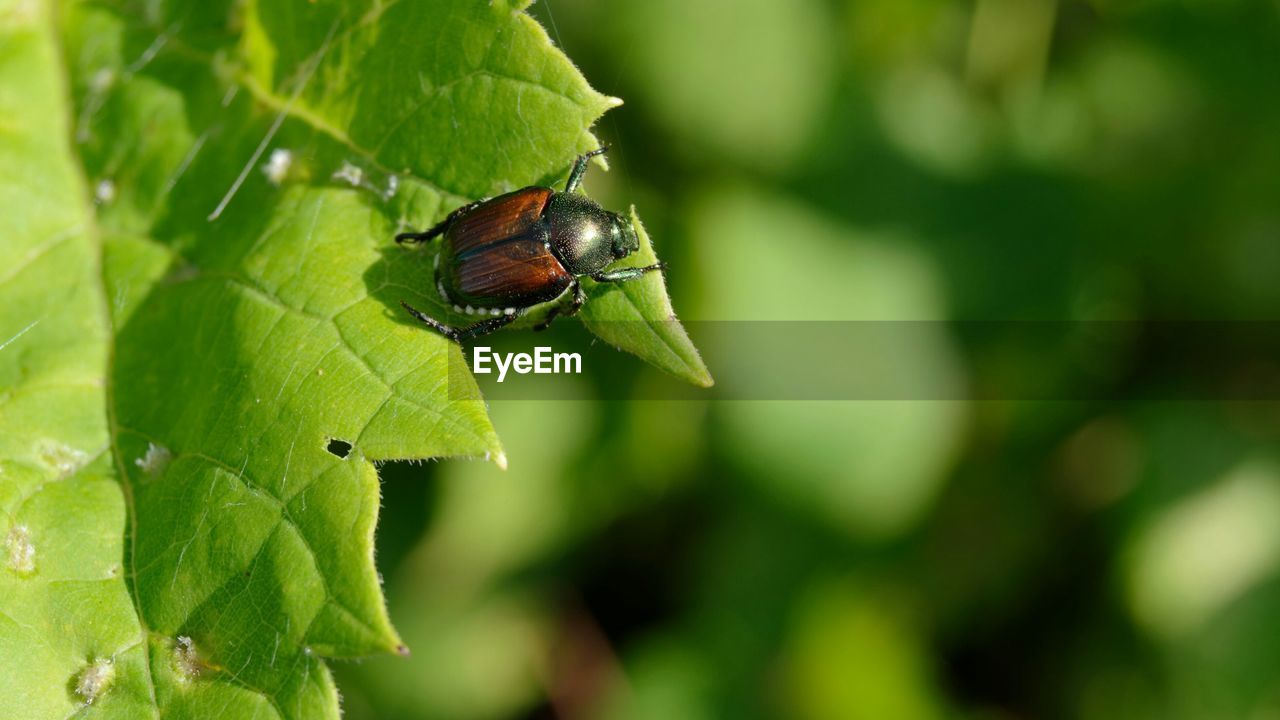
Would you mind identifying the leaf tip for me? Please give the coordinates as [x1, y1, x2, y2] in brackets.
[670, 343, 715, 388]
[395, 643, 411, 657]
[492, 450, 509, 471]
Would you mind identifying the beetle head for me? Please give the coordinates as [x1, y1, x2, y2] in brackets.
[609, 213, 639, 259]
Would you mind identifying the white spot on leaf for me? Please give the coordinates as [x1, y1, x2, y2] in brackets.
[261, 148, 294, 186]
[6, 525, 35, 574]
[173, 636, 203, 682]
[94, 179, 116, 205]
[37, 440, 88, 477]
[332, 161, 364, 187]
[75, 658, 115, 704]
[135, 442, 172, 476]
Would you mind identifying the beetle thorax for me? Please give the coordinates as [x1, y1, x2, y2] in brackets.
[545, 193, 622, 275]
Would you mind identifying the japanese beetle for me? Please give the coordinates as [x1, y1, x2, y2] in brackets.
[396, 147, 663, 342]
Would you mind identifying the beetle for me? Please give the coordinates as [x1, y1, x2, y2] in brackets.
[395, 147, 663, 342]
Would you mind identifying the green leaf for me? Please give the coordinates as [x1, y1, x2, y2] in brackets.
[1, 0, 672, 716]
[579, 207, 714, 388]
[0, 2, 152, 718]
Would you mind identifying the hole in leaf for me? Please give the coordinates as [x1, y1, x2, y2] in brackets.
[326, 439, 352, 459]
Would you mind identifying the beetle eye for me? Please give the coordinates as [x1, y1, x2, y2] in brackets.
[610, 223, 627, 258]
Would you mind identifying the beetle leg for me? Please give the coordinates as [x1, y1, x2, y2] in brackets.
[533, 280, 585, 332]
[395, 199, 487, 244]
[591, 262, 664, 283]
[447, 313, 523, 341]
[395, 226, 446, 245]
[532, 310, 559, 332]
[401, 301, 521, 343]
[564, 146, 610, 195]
[564, 280, 587, 317]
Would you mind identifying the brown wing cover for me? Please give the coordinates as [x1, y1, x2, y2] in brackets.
[447, 187, 553, 256]
[443, 186, 572, 308]
[448, 236, 574, 307]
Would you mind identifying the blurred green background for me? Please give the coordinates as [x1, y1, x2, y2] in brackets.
[335, 1, 1280, 718]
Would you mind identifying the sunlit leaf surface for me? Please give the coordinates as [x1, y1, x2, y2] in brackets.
[0, 0, 696, 716]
